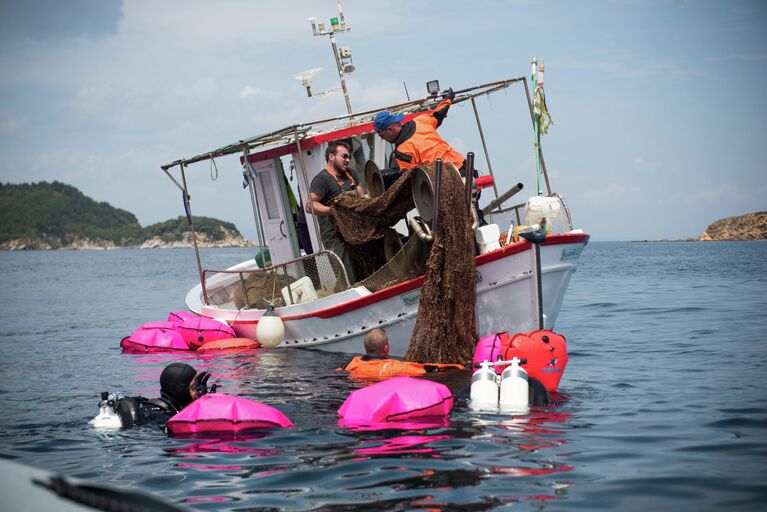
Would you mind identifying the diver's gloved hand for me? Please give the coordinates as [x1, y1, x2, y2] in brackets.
[195, 371, 212, 396]
[442, 87, 455, 101]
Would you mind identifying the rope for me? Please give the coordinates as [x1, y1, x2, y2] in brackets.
[209, 154, 218, 181]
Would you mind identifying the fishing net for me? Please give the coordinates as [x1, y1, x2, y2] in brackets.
[331, 167, 419, 287]
[355, 234, 430, 292]
[331, 163, 477, 364]
[201, 250, 350, 310]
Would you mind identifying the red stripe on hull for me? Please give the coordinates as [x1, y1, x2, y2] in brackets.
[234, 232, 589, 323]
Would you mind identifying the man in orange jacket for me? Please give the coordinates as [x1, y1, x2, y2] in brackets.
[374, 89, 487, 225]
[342, 328, 464, 379]
[374, 88, 465, 172]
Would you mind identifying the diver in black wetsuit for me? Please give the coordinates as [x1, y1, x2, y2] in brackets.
[103, 363, 214, 429]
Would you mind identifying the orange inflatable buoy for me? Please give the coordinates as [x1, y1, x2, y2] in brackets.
[197, 337, 261, 352]
[503, 330, 568, 393]
[342, 356, 464, 380]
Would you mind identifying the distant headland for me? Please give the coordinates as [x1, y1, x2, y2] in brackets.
[0, 181, 253, 250]
[633, 211, 767, 242]
[696, 211, 767, 241]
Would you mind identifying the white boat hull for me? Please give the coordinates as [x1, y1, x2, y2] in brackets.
[187, 233, 589, 357]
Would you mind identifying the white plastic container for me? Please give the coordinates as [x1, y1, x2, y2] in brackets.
[475, 224, 501, 254]
[281, 276, 318, 305]
[499, 357, 529, 414]
[524, 196, 561, 226]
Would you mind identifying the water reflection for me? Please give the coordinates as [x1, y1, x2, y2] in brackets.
[355, 434, 451, 457]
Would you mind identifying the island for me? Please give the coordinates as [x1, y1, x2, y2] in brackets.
[0, 181, 253, 250]
[697, 211, 767, 241]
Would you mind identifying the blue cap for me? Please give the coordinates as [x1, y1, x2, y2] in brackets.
[374, 111, 404, 132]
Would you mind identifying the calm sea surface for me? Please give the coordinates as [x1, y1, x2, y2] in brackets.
[0, 241, 765, 511]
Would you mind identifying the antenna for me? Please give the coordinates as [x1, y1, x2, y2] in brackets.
[292, 68, 323, 96]
[305, 0, 354, 115]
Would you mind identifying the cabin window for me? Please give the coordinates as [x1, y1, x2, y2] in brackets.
[258, 170, 280, 220]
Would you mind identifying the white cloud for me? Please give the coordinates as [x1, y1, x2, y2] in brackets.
[556, 56, 704, 80]
[165, 77, 219, 104]
[240, 86, 264, 100]
[0, 115, 27, 134]
[693, 183, 740, 202]
[582, 183, 628, 203]
[239, 85, 285, 101]
[633, 156, 659, 173]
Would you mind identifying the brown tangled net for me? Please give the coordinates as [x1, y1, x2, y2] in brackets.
[331, 163, 477, 365]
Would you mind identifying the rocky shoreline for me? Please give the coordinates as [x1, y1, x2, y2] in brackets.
[0, 232, 253, 250]
[633, 211, 766, 242]
[696, 211, 766, 241]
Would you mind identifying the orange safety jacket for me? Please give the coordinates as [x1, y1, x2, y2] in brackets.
[342, 356, 465, 379]
[392, 98, 465, 171]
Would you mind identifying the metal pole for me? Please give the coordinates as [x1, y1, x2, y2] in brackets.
[161, 78, 525, 170]
[534, 243, 544, 329]
[464, 152, 475, 214]
[470, 97, 499, 199]
[179, 163, 204, 290]
[522, 75, 552, 196]
[293, 125, 324, 252]
[540, 152, 552, 197]
[481, 182, 524, 216]
[242, 148, 269, 269]
[329, 33, 353, 116]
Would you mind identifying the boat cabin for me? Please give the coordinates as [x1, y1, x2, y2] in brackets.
[162, 77, 573, 313]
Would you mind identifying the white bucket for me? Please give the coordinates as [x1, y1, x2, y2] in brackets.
[281, 276, 318, 305]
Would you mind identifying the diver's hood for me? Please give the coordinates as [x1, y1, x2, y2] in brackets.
[159, 363, 196, 412]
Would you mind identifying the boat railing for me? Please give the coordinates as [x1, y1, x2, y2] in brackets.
[486, 193, 574, 242]
[201, 250, 351, 310]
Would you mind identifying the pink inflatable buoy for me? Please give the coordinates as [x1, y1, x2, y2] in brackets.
[167, 394, 294, 435]
[473, 332, 509, 373]
[338, 377, 454, 429]
[176, 317, 236, 348]
[120, 322, 190, 353]
[167, 310, 199, 324]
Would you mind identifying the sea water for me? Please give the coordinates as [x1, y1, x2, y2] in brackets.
[0, 241, 765, 511]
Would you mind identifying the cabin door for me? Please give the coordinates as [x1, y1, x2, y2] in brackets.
[248, 158, 299, 265]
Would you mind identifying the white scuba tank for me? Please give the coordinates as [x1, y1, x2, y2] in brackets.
[90, 392, 123, 429]
[499, 357, 529, 415]
[470, 360, 499, 411]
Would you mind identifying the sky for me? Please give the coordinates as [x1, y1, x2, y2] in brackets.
[1, 0, 765, 241]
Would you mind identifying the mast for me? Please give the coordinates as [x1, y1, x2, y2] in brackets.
[307, 1, 354, 116]
[532, 57, 543, 197]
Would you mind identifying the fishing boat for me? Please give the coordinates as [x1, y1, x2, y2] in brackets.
[159, 8, 589, 358]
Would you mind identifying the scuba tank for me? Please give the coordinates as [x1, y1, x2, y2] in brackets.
[470, 357, 531, 414]
[90, 392, 123, 429]
[469, 360, 499, 411]
[499, 357, 529, 415]
[90, 391, 146, 429]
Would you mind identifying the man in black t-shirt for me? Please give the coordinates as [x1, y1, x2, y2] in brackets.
[305, 141, 363, 283]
